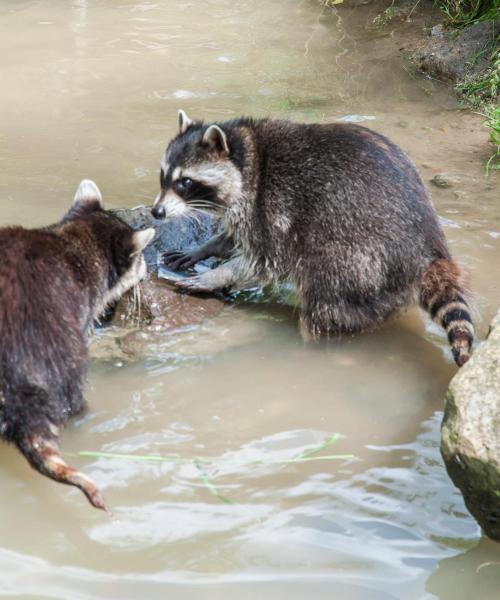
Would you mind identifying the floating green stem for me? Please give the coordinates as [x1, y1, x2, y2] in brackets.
[68, 434, 355, 504]
[194, 460, 236, 505]
[297, 433, 341, 459]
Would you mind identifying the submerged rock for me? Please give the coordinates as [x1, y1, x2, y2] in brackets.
[429, 173, 460, 188]
[441, 309, 500, 541]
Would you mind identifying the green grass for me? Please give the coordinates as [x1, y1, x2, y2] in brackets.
[439, 0, 500, 28]
[483, 104, 500, 171]
[442, 2, 499, 171]
[456, 49, 499, 171]
[457, 49, 499, 105]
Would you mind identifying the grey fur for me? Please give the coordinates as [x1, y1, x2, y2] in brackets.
[154, 114, 473, 364]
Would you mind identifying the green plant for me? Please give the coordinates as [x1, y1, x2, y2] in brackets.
[439, 0, 500, 28]
[456, 49, 500, 105]
[484, 104, 500, 172]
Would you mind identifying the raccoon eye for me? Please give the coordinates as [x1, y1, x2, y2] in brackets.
[174, 177, 193, 195]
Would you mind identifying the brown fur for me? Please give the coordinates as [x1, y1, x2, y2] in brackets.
[0, 181, 154, 509]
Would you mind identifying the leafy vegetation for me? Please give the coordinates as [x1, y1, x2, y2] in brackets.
[440, 1, 499, 170]
[457, 48, 499, 170]
[483, 104, 500, 171]
[439, 0, 500, 28]
[457, 48, 498, 105]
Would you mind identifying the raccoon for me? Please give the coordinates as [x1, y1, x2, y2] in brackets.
[0, 180, 155, 510]
[152, 111, 474, 367]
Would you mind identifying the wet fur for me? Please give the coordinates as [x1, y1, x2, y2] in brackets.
[156, 116, 474, 366]
[0, 184, 154, 509]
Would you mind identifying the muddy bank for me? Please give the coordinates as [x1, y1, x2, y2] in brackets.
[323, 1, 498, 100]
[441, 309, 500, 541]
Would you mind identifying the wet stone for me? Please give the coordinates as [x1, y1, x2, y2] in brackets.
[441, 309, 500, 541]
[429, 173, 460, 188]
[90, 207, 226, 362]
[111, 206, 219, 272]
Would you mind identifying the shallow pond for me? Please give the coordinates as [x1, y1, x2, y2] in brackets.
[1, 1, 499, 598]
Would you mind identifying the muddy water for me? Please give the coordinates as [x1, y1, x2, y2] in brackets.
[1, 0, 499, 598]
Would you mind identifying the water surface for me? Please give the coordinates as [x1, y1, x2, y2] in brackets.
[1, 1, 499, 598]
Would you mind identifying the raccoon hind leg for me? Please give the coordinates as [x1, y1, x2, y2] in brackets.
[420, 258, 474, 367]
[298, 291, 344, 340]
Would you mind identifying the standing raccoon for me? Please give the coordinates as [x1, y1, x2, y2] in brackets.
[152, 111, 474, 366]
[0, 180, 155, 510]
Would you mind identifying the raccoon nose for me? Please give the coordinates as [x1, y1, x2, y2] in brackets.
[151, 204, 166, 220]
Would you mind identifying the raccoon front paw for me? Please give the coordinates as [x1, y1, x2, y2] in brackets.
[163, 250, 199, 271]
[175, 274, 215, 293]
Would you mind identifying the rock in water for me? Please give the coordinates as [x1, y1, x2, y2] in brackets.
[441, 309, 500, 540]
[111, 206, 218, 272]
[109, 206, 222, 325]
[89, 206, 226, 363]
[111, 272, 225, 328]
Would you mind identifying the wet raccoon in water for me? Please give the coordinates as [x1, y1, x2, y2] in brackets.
[0, 180, 155, 510]
[152, 111, 474, 367]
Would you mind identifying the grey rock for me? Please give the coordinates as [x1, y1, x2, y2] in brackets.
[429, 173, 460, 188]
[441, 309, 500, 541]
[110, 205, 222, 327]
[89, 206, 226, 362]
[111, 206, 218, 271]
[430, 24, 444, 39]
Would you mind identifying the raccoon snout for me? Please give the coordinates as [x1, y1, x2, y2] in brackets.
[151, 204, 166, 219]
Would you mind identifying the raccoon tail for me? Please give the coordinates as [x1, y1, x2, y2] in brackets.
[16, 432, 107, 511]
[419, 258, 474, 367]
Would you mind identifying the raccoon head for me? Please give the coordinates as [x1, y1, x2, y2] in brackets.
[151, 110, 243, 220]
[71, 179, 155, 315]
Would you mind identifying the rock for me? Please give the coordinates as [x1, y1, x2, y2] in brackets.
[441, 309, 500, 541]
[111, 272, 225, 328]
[90, 303, 264, 364]
[109, 205, 223, 326]
[430, 24, 444, 39]
[405, 19, 499, 84]
[89, 205, 227, 362]
[111, 205, 218, 272]
[429, 173, 460, 188]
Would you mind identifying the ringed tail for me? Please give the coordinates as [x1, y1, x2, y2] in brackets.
[420, 258, 474, 367]
[18, 434, 107, 511]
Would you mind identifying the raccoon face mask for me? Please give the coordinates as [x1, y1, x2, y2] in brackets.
[151, 110, 242, 220]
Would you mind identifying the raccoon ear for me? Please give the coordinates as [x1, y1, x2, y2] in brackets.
[202, 125, 229, 155]
[178, 109, 193, 135]
[132, 228, 155, 255]
[73, 179, 104, 209]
